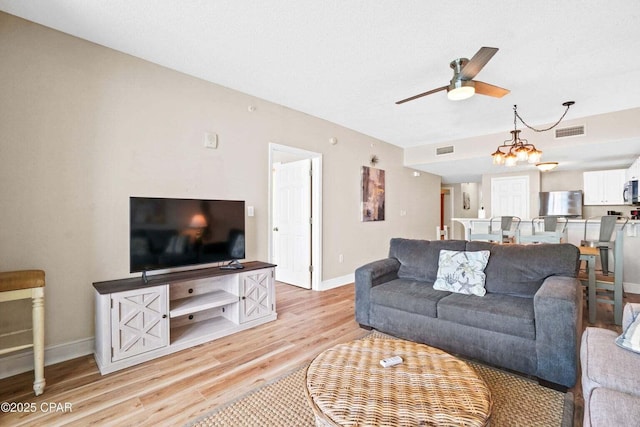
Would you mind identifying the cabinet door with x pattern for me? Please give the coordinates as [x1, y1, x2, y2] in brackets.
[110, 284, 169, 361]
[239, 270, 274, 324]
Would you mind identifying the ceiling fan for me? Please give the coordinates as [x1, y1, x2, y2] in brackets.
[396, 47, 510, 104]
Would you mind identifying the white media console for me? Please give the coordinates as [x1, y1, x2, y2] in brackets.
[93, 261, 276, 374]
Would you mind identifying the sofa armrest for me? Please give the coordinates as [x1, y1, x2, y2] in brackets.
[623, 303, 640, 331]
[533, 276, 582, 387]
[354, 258, 400, 326]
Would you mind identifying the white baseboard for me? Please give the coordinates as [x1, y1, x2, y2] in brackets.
[0, 337, 94, 379]
[319, 273, 354, 291]
[624, 281, 640, 294]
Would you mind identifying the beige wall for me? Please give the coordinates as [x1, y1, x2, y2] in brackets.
[0, 13, 440, 350]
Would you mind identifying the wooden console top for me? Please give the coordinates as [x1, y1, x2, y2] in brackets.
[93, 261, 276, 294]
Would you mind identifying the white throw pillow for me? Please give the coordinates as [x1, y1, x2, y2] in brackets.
[616, 314, 640, 354]
[433, 250, 490, 296]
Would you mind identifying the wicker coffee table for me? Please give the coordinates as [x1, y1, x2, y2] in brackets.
[305, 337, 492, 427]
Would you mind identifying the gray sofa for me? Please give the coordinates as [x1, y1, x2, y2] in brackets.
[355, 238, 582, 388]
[581, 303, 640, 426]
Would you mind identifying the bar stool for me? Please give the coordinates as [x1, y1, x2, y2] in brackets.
[469, 216, 521, 243]
[579, 229, 625, 325]
[517, 216, 568, 244]
[581, 215, 627, 275]
[0, 270, 46, 395]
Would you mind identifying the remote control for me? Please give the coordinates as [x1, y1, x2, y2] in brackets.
[380, 355, 403, 368]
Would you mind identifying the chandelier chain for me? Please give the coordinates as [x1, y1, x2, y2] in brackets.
[513, 102, 573, 133]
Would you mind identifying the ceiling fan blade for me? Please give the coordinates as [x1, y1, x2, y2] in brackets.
[395, 85, 448, 104]
[459, 47, 499, 80]
[474, 81, 510, 98]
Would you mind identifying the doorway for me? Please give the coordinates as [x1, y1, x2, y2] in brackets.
[440, 186, 454, 239]
[268, 143, 322, 290]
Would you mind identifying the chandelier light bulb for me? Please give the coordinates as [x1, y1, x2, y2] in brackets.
[516, 147, 529, 162]
[528, 149, 542, 163]
[505, 153, 518, 167]
[492, 149, 505, 165]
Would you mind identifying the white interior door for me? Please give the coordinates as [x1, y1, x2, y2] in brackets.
[273, 159, 312, 288]
[491, 176, 530, 219]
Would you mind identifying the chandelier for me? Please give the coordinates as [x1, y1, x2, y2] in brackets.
[492, 102, 574, 167]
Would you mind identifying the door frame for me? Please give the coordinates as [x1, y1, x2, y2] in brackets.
[441, 186, 455, 239]
[268, 143, 323, 291]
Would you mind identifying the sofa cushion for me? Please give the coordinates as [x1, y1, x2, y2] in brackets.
[437, 292, 536, 339]
[581, 327, 640, 397]
[370, 278, 451, 318]
[389, 238, 467, 282]
[433, 250, 490, 296]
[588, 388, 640, 427]
[465, 242, 579, 297]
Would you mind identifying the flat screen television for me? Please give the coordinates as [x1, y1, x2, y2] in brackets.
[130, 197, 245, 273]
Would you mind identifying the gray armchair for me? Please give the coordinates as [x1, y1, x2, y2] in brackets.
[581, 303, 640, 426]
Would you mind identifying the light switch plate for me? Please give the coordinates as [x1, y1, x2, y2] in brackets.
[204, 132, 218, 149]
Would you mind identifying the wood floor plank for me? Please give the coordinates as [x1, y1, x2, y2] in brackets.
[0, 281, 635, 426]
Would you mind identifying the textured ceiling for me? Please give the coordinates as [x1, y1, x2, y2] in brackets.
[2, 1, 640, 182]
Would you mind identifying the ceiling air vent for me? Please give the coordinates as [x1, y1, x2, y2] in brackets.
[436, 145, 454, 156]
[555, 125, 585, 139]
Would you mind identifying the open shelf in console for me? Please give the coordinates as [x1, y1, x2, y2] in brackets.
[170, 316, 237, 347]
[169, 290, 238, 318]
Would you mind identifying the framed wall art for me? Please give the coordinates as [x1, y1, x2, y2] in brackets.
[361, 166, 385, 221]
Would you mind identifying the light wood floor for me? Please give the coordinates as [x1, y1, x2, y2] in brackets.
[0, 282, 635, 426]
[0, 282, 368, 426]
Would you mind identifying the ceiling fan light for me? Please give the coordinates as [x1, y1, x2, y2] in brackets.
[447, 80, 475, 101]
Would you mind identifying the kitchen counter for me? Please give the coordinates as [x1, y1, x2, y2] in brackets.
[452, 217, 640, 294]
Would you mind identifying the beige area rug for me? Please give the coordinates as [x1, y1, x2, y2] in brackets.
[186, 345, 572, 427]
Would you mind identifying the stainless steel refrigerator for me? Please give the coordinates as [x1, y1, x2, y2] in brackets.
[539, 191, 583, 217]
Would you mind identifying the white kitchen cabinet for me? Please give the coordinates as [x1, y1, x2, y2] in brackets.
[94, 262, 276, 374]
[583, 169, 626, 205]
[626, 157, 640, 181]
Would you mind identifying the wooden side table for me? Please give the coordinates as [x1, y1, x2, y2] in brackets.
[0, 270, 46, 395]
